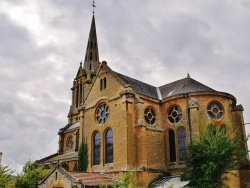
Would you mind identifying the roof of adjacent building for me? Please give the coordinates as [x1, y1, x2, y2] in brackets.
[69, 171, 115, 185]
[115, 72, 216, 100]
[39, 167, 115, 186]
[37, 151, 77, 164]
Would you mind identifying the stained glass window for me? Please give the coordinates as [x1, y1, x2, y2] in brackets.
[178, 127, 187, 161]
[105, 129, 113, 163]
[169, 130, 176, 162]
[93, 132, 100, 165]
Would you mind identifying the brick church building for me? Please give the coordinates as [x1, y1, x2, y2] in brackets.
[38, 11, 249, 188]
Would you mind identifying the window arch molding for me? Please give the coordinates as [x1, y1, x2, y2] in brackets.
[104, 128, 113, 164]
[92, 131, 101, 166]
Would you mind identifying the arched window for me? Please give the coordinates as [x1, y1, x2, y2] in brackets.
[105, 129, 113, 163]
[178, 127, 187, 161]
[169, 130, 176, 162]
[100, 78, 107, 91]
[100, 78, 102, 90]
[80, 83, 83, 104]
[93, 132, 100, 165]
[76, 83, 79, 108]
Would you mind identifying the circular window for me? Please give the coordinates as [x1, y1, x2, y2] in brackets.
[67, 136, 73, 149]
[144, 107, 156, 125]
[207, 101, 223, 119]
[168, 105, 182, 124]
[96, 103, 110, 124]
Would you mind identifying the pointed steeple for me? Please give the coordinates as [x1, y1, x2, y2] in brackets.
[83, 15, 100, 74]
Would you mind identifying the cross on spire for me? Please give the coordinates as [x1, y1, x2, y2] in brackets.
[91, 0, 96, 15]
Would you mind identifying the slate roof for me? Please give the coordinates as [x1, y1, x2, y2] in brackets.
[159, 77, 216, 99]
[114, 72, 216, 100]
[115, 72, 159, 99]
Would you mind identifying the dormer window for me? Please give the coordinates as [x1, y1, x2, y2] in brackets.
[100, 77, 107, 91]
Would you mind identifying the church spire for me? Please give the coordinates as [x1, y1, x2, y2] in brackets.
[83, 13, 100, 75]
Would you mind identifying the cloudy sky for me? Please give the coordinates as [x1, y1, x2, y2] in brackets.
[1, 0, 250, 173]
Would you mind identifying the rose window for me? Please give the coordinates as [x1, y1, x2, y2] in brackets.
[144, 107, 156, 125]
[96, 103, 110, 124]
[207, 101, 223, 119]
[168, 105, 182, 123]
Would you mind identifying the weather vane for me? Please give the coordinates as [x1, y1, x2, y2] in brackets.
[91, 0, 96, 15]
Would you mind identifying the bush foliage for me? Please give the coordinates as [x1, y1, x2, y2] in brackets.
[182, 124, 248, 188]
[0, 165, 15, 188]
[77, 139, 88, 172]
[15, 160, 51, 188]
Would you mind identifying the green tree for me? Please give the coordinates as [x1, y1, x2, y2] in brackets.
[182, 124, 248, 188]
[0, 165, 15, 188]
[77, 139, 88, 172]
[15, 160, 51, 188]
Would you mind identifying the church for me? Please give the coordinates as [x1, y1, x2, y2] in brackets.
[38, 8, 249, 188]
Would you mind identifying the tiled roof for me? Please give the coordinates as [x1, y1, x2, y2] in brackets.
[69, 172, 115, 186]
[115, 72, 159, 99]
[159, 77, 215, 99]
[115, 72, 216, 100]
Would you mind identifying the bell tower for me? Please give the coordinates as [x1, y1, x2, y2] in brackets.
[68, 3, 100, 122]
